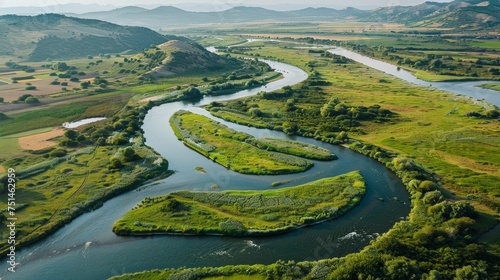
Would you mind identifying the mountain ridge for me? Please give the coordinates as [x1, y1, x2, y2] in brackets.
[65, 0, 497, 30]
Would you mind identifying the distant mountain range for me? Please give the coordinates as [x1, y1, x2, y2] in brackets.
[0, 14, 185, 61]
[62, 0, 498, 30]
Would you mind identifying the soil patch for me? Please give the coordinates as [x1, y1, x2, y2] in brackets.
[18, 128, 64, 151]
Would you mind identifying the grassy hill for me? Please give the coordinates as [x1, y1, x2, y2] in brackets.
[0, 14, 180, 62]
[143, 40, 243, 77]
[366, 0, 499, 29]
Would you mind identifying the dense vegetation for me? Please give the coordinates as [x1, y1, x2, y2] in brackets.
[206, 75, 396, 144]
[170, 110, 338, 174]
[113, 171, 365, 236]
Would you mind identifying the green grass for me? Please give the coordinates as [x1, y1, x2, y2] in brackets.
[170, 110, 318, 175]
[247, 137, 337, 161]
[477, 83, 500, 92]
[471, 40, 500, 49]
[0, 143, 169, 255]
[0, 93, 131, 137]
[112, 171, 365, 236]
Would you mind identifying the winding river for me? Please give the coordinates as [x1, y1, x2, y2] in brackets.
[2, 46, 497, 280]
[329, 48, 500, 107]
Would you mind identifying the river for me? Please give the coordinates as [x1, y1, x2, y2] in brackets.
[329, 48, 500, 107]
[5, 44, 496, 280]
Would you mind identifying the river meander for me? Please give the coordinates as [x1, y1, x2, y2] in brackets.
[5, 45, 496, 279]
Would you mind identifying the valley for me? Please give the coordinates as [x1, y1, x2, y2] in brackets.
[0, 0, 498, 279]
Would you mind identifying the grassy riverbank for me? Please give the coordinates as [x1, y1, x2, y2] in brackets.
[170, 110, 336, 175]
[113, 171, 365, 236]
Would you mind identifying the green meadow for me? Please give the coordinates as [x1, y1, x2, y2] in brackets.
[170, 110, 338, 175]
[113, 171, 365, 236]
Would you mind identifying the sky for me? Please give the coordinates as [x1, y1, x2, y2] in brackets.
[0, 0, 456, 10]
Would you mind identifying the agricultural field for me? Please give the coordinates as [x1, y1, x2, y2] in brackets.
[113, 171, 365, 236]
[170, 110, 338, 175]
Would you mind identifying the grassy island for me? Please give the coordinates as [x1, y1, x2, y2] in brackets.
[113, 171, 366, 236]
[170, 110, 336, 175]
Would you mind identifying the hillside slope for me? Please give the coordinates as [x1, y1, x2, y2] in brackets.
[0, 14, 178, 61]
[366, 0, 499, 29]
[144, 40, 243, 78]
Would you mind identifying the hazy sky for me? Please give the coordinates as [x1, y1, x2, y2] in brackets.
[0, 0, 455, 9]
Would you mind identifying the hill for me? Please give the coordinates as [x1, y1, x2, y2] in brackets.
[143, 40, 243, 78]
[365, 0, 499, 29]
[71, 1, 498, 30]
[0, 14, 178, 61]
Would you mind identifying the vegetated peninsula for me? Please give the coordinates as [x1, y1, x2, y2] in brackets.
[170, 110, 337, 175]
[113, 171, 366, 236]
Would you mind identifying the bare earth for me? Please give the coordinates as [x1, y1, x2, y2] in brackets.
[18, 127, 64, 151]
[0, 165, 5, 173]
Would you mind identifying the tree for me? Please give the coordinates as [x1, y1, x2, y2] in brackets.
[25, 96, 39, 104]
[432, 59, 443, 68]
[80, 81, 90, 89]
[18, 94, 33, 101]
[181, 87, 202, 99]
[249, 107, 263, 117]
[336, 131, 349, 142]
[418, 180, 437, 192]
[54, 62, 69, 71]
[122, 147, 138, 162]
[348, 107, 359, 127]
[109, 157, 123, 169]
[0, 97, 4, 103]
[64, 130, 78, 140]
[422, 190, 443, 205]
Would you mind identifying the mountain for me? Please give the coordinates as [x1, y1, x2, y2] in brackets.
[144, 40, 241, 78]
[0, 3, 116, 15]
[1, 1, 495, 33]
[366, 0, 499, 28]
[70, 1, 497, 30]
[0, 14, 181, 61]
[72, 5, 365, 28]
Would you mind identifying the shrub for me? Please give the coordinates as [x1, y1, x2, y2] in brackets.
[18, 94, 33, 101]
[25, 96, 39, 104]
[49, 149, 67, 157]
[109, 157, 123, 169]
[25, 86, 37, 90]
